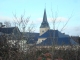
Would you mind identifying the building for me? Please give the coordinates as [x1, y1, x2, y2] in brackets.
[25, 9, 78, 46]
[0, 9, 78, 46]
[0, 23, 21, 40]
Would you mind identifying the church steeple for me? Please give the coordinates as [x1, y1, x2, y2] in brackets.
[40, 9, 50, 28]
[40, 9, 50, 36]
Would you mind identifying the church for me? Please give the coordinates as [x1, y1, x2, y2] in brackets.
[26, 9, 78, 46]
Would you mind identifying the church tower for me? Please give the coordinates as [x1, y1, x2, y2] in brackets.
[40, 9, 50, 35]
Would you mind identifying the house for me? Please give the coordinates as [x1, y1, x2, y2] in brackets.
[0, 23, 21, 40]
[0, 23, 22, 50]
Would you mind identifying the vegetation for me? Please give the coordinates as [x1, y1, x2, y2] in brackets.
[0, 35, 80, 60]
[0, 34, 27, 60]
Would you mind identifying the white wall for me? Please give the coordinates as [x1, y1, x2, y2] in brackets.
[40, 28, 49, 36]
[37, 38, 47, 44]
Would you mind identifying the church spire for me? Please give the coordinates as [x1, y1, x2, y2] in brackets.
[40, 9, 50, 28]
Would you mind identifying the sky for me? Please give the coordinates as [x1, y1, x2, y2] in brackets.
[0, 0, 80, 36]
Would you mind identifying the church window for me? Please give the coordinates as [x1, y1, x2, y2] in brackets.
[42, 31, 44, 33]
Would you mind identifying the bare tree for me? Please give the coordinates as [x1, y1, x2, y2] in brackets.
[13, 13, 29, 32]
[50, 7, 74, 60]
[13, 13, 36, 53]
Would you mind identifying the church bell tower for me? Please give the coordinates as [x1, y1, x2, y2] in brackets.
[40, 9, 50, 35]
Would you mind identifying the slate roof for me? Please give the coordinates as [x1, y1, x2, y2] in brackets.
[70, 39, 78, 45]
[37, 37, 71, 46]
[39, 30, 58, 38]
[37, 38, 78, 46]
[0, 27, 16, 34]
[71, 36, 79, 43]
[37, 30, 79, 46]
[23, 32, 39, 44]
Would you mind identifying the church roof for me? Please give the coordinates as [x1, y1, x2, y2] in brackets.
[40, 9, 50, 28]
[37, 38, 71, 46]
[38, 37, 78, 46]
[38, 29, 79, 46]
[39, 30, 69, 38]
[39, 30, 58, 38]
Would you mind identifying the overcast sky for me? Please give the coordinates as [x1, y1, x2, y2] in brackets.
[0, 0, 80, 36]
